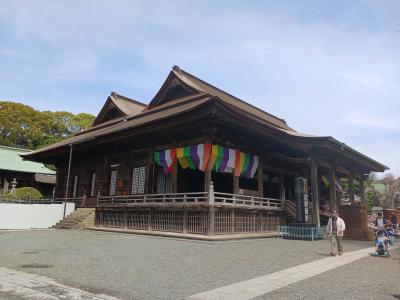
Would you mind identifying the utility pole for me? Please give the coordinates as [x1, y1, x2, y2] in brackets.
[63, 144, 73, 218]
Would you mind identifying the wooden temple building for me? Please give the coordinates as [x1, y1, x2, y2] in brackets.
[23, 66, 388, 237]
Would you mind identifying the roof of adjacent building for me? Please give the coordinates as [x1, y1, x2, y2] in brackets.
[0, 145, 56, 175]
[22, 66, 389, 172]
[92, 92, 146, 126]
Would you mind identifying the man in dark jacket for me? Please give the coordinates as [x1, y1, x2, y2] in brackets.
[391, 212, 398, 226]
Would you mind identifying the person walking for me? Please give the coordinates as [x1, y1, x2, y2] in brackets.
[375, 212, 385, 229]
[326, 211, 346, 256]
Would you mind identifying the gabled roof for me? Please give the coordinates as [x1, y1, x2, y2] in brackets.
[22, 67, 388, 172]
[92, 92, 146, 126]
[149, 66, 292, 130]
[22, 93, 213, 158]
[0, 145, 56, 174]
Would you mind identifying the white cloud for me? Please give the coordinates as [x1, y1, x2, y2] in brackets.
[343, 111, 400, 132]
[0, 0, 399, 175]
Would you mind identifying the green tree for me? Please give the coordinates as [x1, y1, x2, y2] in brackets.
[0, 102, 42, 149]
[0, 101, 95, 150]
[339, 173, 377, 211]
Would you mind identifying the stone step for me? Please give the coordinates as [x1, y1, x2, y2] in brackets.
[53, 209, 96, 230]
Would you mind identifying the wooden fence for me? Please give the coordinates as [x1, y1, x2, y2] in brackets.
[96, 207, 284, 236]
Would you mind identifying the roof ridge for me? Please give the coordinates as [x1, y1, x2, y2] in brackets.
[110, 92, 147, 107]
[75, 93, 210, 137]
[174, 67, 289, 126]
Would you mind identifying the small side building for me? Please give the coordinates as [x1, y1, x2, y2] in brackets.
[0, 145, 56, 197]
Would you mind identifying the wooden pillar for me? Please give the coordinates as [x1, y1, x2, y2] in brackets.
[233, 176, 239, 194]
[348, 174, 355, 204]
[279, 173, 285, 200]
[148, 209, 153, 231]
[124, 208, 128, 229]
[258, 161, 263, 198]
[360, 176, 365, 203]
[231, 209, 235, 233]
[182, 206, 188, 233]
[171, 161, 178, 193]
[208, 207, 215, 236]
[310, 160, 320, 227]
[328, 168, 337, 211]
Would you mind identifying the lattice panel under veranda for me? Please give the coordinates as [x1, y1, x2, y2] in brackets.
[188, 211, 208, 235]
[127, 211, 149, 230]
[102, 211, 125, 228]
[234, 212, 259, 233]
[214, 211, 231, 235]
[261, 214, 280, 231]
[152, 211, 183, 232]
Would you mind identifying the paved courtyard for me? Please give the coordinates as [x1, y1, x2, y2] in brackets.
[0, 230, 398, 299]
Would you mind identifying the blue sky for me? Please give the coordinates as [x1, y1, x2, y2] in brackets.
[0, 0, 399, 176]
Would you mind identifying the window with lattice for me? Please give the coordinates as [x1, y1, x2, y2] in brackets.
[131, 166, 146, 194]
[156, 167, 171, 194]
[110, 170, 117, 196]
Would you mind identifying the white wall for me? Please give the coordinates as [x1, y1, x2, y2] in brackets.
[0, 202, 75, 229]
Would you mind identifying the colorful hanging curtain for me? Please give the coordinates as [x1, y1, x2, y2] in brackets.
[218, 148, 236, 173]
[156, 144, 259, 178]
[177, 144, 211, 171]
[193, 144, 211, 171]
[154, 148, 176, 174]
[176, 146, 193, 169]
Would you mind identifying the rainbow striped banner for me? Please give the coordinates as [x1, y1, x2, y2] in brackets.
[153, 148, 176, 174]
[177, 144, 211, 171]
[154, 144, 259, 178]
[203, 145, 259, 178]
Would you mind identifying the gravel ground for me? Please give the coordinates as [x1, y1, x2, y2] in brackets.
[257, 246, 400, 300]
[0, 229, 372, 300]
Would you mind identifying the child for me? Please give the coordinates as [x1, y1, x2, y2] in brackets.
[386, 222, 395, 246]
[373, 228, 389, 256]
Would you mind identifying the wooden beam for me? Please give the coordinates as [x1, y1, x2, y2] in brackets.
[262, 164, 299, 177]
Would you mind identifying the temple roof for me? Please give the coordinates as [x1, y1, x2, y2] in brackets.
[0, 145, 55, 174]
[22, 67, 388, 172]
[149, 66, 292, 131]
[92, 92, 146, 126]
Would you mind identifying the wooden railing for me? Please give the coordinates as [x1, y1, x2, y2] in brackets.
[97, 191, 284, 211]
[213, 192, 283, 209]
[97, 192, 209, 205]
